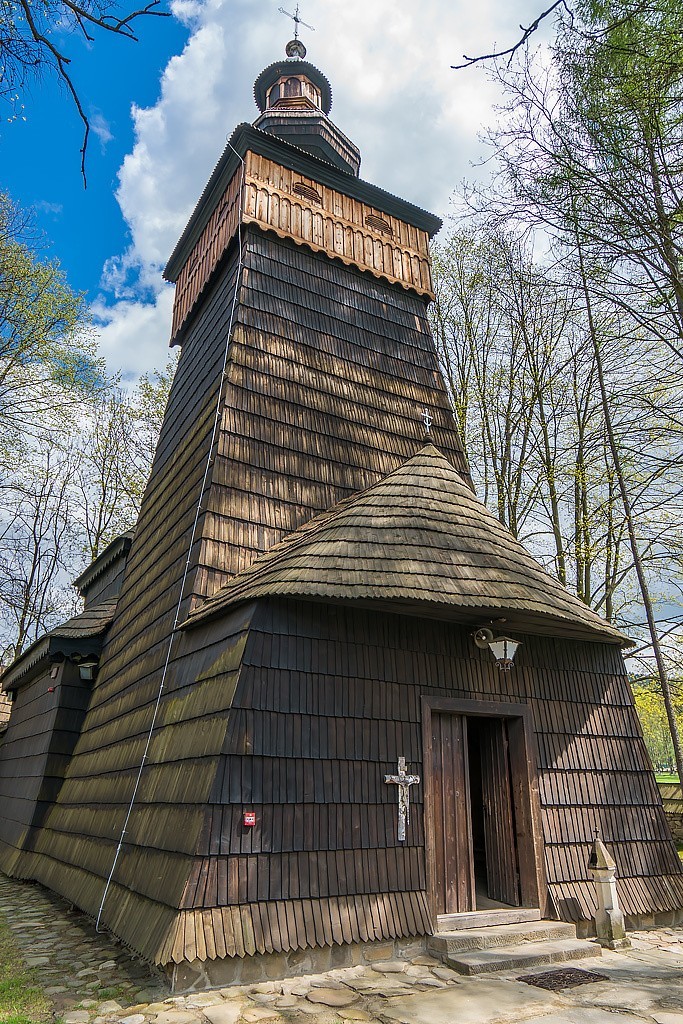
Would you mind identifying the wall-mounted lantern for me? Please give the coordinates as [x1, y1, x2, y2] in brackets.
[473, 628, 521, 671]
[76, 656, 99, 682]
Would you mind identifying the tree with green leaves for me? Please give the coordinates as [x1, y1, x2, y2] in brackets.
[0, 357, 175, 659]
[0, 190, 98, 657]
[74, 356, 176, 560]
[450, 0, 683, 781]
[631, 677, 683, 773]
[431, 226, 677, 618]
[0, 444, 79, 661]
[466, 0, 683, 361]
[0, 192, 177, 659]
[0, 192, 102, 467]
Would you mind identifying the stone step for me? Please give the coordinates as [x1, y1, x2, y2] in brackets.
[429, 920, 578, 954]
[442, 936, 602, 975]
[436, 908, 541, 931]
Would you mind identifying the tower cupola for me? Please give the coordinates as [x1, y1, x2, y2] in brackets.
[254, 39, 332, 115]
[253, 40, 361, 176]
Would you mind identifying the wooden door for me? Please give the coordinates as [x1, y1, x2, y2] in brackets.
[430, 712, 475, 914]
[480, 718, 521, 906]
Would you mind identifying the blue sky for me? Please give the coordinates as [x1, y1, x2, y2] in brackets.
[3, 1, 547, 382]
[3, 10, 188, 296]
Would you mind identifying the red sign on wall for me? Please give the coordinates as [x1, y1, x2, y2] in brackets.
[243, 811, 256, 827]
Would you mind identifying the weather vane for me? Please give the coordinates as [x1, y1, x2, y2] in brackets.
[279, 4, 315, 41]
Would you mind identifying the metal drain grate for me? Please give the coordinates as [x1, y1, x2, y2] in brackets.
[518, 967, 609, 991]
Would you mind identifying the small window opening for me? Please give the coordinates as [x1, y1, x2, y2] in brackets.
[284, 77, 302, 97]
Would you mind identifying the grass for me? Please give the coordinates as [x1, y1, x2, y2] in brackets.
[0, 913, 55, 1024]
[655, 773, 681, 784]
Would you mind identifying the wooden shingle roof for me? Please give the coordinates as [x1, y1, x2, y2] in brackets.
[48, 599, 119, 639]
[1, 599, 118, 691]
[186, 445, 628, 644]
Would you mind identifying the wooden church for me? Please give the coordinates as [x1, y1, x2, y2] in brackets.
[0, 36, 682, 988]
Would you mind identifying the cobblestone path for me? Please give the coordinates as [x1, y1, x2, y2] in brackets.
[1, 873, 683, 1024]
[0, 873, 168, 1017]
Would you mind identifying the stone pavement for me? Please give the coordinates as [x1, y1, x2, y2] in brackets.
[1, 873, 683, 1024]
[0, 874, 167, 1015]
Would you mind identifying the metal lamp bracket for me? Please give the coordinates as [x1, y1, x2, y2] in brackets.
[473, 627, 494, 649]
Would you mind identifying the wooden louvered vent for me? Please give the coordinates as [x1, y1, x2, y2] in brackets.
[293, 181, 322, 205]
[365, 214, 393, 237]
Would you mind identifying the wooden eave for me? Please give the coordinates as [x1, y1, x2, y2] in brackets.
[73, 532, 133, 595]
[212, 593, 629, 645]
[1, 598, 118, 692]
[1, 637, 50, 692]
[163, 122, 443, 283]
[185, 590, 629, 648]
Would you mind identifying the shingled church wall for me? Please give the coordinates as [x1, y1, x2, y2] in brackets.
[151, 595, 682, 972]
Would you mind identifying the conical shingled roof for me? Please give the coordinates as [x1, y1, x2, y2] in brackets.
[185, 445, 629, 644]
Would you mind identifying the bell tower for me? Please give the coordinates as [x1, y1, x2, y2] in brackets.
[20, 42, 472, 942]
[158, 41, 472, 597]
[252, 39, 361, 175]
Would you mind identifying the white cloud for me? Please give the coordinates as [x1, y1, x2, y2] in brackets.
[34, 200, 63, 216]
[96, 0, 547, 380]
[91, 111, 114, 151]
[91, 286, 175, 385]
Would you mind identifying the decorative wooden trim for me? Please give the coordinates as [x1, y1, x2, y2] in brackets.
[170, 166, 243, 341]
[243, 151, 434, 301]
[163, 124, 442, 284]
[168, 149, 436, 343]
[421, 696, 549, 927]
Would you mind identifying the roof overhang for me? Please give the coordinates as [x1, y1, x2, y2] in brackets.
[164, 122, 442, 283]
[183, 591, 631, 648]
[1, 633, 107, 693]
[1, 637, 50, 692]
[2, 600, 118, 693]
[73, 532, 133, 595]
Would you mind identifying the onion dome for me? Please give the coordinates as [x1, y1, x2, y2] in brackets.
[254, 43, 333, 116]
[252, 43, 360, 176]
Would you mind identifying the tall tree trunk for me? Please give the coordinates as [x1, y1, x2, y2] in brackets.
[573, 211, 683, 783]
[643, 130, 683, 341]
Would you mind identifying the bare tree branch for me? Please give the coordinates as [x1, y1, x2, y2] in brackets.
[452, 1, 572, 69]
[2, 0, 169, 184]
[58, 0, 167, 40]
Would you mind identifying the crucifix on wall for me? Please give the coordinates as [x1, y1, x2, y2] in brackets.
[384, 757, 420, 842]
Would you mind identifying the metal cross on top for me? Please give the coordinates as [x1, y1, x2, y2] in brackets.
[279, 4, 315, 40]
[384, 757, 420, 842]
[422, 408, 433, 435]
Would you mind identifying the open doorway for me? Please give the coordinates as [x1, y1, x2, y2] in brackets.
[424, 698, 544, 921]
[467, 716, 520, 909]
